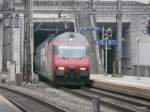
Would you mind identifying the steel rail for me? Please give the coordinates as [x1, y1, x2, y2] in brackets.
[61, 87, 150, 112]
[5, 96, 31, 112]
[83, 87, 150, 110]
[0, 84, 66, 112]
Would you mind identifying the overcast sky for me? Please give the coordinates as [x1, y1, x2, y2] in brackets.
[100, 0, 149, 4]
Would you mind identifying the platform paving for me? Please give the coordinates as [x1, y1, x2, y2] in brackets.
[90, 74, 150, 100]
[91, 74, 150, 86]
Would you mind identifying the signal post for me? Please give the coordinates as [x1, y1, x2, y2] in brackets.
[101, 27, 112, 75]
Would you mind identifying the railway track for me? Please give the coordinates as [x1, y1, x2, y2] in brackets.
[5, 96, 31, 112]
[0, 84, 66, 112]
[61, 87, 150, 112]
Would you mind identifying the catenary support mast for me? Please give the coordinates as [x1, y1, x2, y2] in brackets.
[117, 0, 122, 76]
[23, 0, 33, 82]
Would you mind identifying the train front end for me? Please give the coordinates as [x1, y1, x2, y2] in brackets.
[53, 33, 90, 86]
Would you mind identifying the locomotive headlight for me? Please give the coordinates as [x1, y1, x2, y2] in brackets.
[58, 67, 65, 70]
[80, 67, 86, 71]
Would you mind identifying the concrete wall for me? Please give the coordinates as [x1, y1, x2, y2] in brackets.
[13, 26, 21, 73]
[13, 14, 24, 74]
[126, 16, 150, 76]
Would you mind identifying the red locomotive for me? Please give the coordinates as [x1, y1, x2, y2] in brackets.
[34, 32, 90, 86]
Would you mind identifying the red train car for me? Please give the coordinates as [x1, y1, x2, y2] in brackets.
[34, 32, 90, 86]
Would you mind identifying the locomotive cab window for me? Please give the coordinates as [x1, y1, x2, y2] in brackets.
[58, 45, 86, 58]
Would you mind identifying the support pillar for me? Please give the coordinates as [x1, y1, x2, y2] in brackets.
[2, 0, 14, 73]
[117, 0, 122, 76]
[24, 0, 37, 83]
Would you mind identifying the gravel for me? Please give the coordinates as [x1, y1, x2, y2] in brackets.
[14, 82, 92, 112]
[1, 82, 122, 112]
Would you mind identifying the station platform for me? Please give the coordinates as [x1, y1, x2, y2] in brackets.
[90, 74, 150, 100]
[0, 95, 22, 112]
